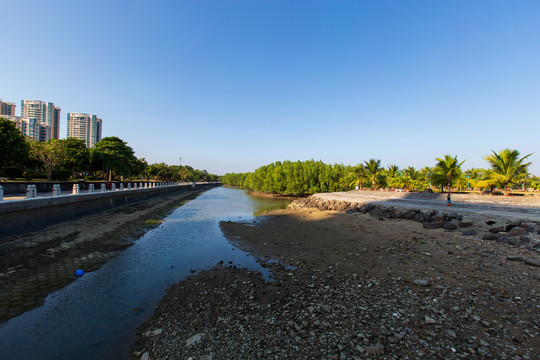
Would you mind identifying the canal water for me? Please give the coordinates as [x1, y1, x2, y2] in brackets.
[0, 187, 290, 360]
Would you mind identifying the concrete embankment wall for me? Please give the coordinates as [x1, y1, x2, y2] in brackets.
[0, 183, 220, 240]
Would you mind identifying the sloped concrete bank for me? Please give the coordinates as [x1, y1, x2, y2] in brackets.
[0, 183, 220, 239]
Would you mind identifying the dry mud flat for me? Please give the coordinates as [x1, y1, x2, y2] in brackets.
[132, 204, 540, 360]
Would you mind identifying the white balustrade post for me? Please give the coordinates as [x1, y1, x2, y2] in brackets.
[89, 184, 95, 193]
[26, 185, 34, 198]
[101, 183, 106, 192]
[127, 183, 131, 190]
[72, 184, 79, 195]
[111, 183, 116, 191]
[0, 185, 3, 200]
[120, 183, 124, 190]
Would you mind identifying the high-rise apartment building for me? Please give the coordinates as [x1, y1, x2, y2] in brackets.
[21, 100, 61, 139]
[4, 115, 51, 141]
[0, 99, 16, 116]
[67, 113, 102, 148]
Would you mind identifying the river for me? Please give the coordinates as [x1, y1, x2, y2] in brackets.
[0, 187, 290, 360]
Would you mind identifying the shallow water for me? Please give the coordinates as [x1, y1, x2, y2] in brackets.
[0, 187, 289, 360]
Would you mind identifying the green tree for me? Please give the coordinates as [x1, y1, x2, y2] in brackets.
[364, 158, 383, 190]
[60, 138, 90, 177]
[432, 155, 465, 193]
[484, 149, 532, 194]
[0, 117, 29, 171]
[403, 166, 421, 190]
[91, 137, 138, 181]
[29, 139, 67, 181]
[348, 164, 366, 189]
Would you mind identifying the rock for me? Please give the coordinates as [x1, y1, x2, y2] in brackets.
[520, 222, 537, 233]
[509, 238, 520, 245]
[430, 215, 444, 222]
[186, 333, 205, 347]
[459, 218, 474, 227]
[446, 329, 457, 339]
[442, 221, 458, 230]
[479, 339, 490, 347]
[507, 255, 523, 261]
[489, 226, 504, 234]
[423, 222, 443, 230]
[413, 279, 429, 287]
[482, 233, 498, 241]
[141, 352, 149, 360]
[424, 315, 436, 324]
[445, 212, 458, 220]
[524, 258, 540, 267]
[462, 230, 478, 236]
[364, 345, 385, 356]
[508, 227, 528, 237]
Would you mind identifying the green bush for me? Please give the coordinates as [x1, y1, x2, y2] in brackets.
[52, 169, 70, 181]
[2, 167, 23, 180]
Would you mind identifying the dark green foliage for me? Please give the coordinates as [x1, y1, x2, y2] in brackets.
[2, 167, 23, 180]
[144, 163, 219, 182]
[60, 138, 90, 177]
[52, 169, 70, 181]
[222, 160, 353, 195]
[0, 118, 29, 170]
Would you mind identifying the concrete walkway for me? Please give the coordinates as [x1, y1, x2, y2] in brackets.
[314, 190, 540, 222]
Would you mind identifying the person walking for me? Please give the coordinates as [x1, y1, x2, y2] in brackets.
[446, 193, 452, 207]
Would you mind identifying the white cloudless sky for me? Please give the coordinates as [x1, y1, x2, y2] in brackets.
[2, 0, 539, 175]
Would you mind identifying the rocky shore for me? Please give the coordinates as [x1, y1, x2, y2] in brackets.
[132, 195, 540, 359]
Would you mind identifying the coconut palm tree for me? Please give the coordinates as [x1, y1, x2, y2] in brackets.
[348, 164, 367, 189]
[364, 158, 383, 190]
[484, 149, 532, 194]
[432, 155, 465, 193]
[404, 166, 421, 190]
[385, 164, 400, 190]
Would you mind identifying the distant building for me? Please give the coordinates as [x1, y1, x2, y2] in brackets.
[4, 115, 51, 141]
[0, 99, 16, 116]
[67, 113, 102, 148]
[21, 100, 61, 139]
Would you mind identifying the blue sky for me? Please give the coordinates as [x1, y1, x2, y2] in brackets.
[2, 1, 539, 175]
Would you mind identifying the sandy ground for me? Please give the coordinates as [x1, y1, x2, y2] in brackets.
[132, 198, 540, 359]
[0, 188, 205, 323]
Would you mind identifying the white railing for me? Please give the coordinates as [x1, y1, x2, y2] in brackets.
[0, 182, 221, 202]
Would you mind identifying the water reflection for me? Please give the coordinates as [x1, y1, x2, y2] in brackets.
[0, 187, 288, 360]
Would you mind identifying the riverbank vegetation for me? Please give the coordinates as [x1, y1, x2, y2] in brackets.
[222, 150, 537, 196]
[0, 117, 218, 182]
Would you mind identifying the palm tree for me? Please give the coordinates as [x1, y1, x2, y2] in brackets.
[484, 149, 532, 194]
[432, 155, 465, 193]
[385, 164, 400, 190]
[420, 166, 433, 189]
[403, 166, 422, 190]
[349, 164, 366, 190]
[364, 158, 383, 190]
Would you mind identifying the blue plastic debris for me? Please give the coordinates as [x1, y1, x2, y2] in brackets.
[75, 270, 84, 276]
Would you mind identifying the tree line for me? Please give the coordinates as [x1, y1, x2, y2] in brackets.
[0, 117, 218, 182]
[222, 151, 537, 196]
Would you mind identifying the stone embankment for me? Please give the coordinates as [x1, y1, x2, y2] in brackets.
[289, 196, 540, 265]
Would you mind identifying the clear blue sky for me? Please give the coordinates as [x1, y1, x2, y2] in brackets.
[2, 0, 539, 175]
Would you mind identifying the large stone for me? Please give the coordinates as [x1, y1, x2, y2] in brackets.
[443, 221, 458, 230]
[423, 222, 443, 230]
[508, 227, 528, 237]
[462, 230, 478, 236]
[482, 233, 498, 241]
[489, 226, 504, 234]
[459, 217, 474, 227]
[525, 259, 540, 267]
[186, 333, 205, 347]
[413, 279, 429, 287]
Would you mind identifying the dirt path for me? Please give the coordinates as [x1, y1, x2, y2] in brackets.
[132, 202, 540, 359]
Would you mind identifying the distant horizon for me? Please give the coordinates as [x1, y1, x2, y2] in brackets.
[3, 1, 538, 176]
